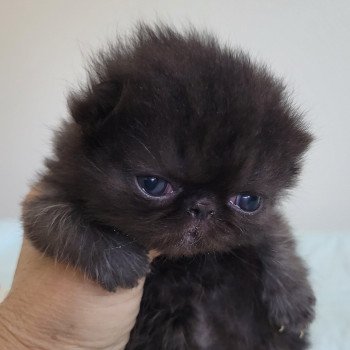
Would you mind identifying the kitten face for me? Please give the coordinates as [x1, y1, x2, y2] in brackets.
[63, 25, 312, 256]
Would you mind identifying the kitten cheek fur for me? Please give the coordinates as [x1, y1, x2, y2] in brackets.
[22, 22, 315, 349]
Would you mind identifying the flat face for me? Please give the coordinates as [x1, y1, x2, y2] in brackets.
[69, 28, 311, 256]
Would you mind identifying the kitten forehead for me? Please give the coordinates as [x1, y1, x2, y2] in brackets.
[119, 75, 306, 189]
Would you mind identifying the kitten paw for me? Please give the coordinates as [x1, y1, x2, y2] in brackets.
[277, 325, 305, 339]
[22, 184, 150, 292]
[264, 286, 316, 336]
[84, 228, 151, 292]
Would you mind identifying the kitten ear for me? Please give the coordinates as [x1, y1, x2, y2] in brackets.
[68, 80, 124, 134]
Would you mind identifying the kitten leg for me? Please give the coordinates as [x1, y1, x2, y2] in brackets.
[258, 224, 315, 337]
[22, 186, 150, 292]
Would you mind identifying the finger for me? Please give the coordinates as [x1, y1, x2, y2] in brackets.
[148, 250, 161, 261]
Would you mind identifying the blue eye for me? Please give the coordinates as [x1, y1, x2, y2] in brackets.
[136, 176, 173, 197]
[229, 194, 262, 213]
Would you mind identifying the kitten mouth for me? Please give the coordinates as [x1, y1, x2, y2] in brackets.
[182, 226, 201, 246]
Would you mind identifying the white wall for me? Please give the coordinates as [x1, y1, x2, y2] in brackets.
[1, 0, 349, 233]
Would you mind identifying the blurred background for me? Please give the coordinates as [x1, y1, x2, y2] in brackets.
[0, 1, 349, 349]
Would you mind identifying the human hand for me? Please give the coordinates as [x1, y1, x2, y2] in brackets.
[0, 233, 157, 350]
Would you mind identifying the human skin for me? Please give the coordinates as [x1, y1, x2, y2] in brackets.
[0, 233, 156, 350]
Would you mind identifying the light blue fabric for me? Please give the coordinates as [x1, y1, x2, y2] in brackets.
[0, 220, 349, 349]
[0, 220, 22, 301]
[295, 232, 350, 349]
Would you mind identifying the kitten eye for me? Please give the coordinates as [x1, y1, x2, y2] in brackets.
[136, 176, 173, 197]
[229, 194, 262, 213]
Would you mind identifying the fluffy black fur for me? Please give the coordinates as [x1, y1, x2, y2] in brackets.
[22, 24, 315, 349]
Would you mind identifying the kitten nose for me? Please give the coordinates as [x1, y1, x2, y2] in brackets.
[187, 201, 215, 220]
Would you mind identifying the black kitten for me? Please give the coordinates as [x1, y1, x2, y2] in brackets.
[22, 23, 315, 349]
